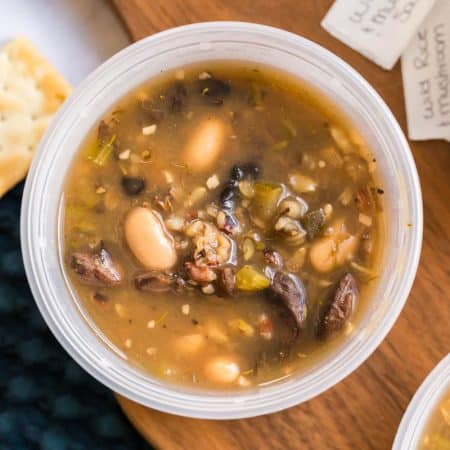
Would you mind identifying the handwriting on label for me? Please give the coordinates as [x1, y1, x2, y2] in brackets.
[322, 0, 437, 70]
[348, 0, 423, 30]
[402, 1, 450, 141]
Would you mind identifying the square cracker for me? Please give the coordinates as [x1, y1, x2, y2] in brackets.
[0, 37, 71, 197]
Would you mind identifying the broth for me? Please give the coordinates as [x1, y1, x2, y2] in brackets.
[419, 390, 450, 450]
[63, 62, 384, 389]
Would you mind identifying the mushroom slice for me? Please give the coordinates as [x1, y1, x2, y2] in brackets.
[269, 271, 307, 330]
[217, 265, 236, 296]
[319, 273, 358, 339]
[71, 247, 122, 287]
[134, 270, 185, 293]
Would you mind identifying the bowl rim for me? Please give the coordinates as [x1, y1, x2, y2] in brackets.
[393, 353, 450, 449]
[20, 21, 423, 419]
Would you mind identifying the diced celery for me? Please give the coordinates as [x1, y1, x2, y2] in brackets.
[88, 134, 116, 166]
[236, 265, 270, 291]
[250, 182, 283, 227]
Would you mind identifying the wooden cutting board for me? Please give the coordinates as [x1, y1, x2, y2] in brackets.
[111, 1, 450, 449]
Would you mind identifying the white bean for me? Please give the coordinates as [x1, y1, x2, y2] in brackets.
[204, 356, 240, 384]
[183, 117, 226, 172]
[309, 219, 359, 272]
[309, 238, 336, 273]
[124, 207, 177, 270]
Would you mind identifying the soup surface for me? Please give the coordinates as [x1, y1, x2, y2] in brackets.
[63, 62, 384, 389]
[419, 390, 450, 450]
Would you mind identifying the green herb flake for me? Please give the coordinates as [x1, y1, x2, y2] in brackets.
[90, 134, 116, 166]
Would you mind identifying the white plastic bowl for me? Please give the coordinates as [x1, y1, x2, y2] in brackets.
[21, 22, 422, 419]
[393, 354, 450, 449]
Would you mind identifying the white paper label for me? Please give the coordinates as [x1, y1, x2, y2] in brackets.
[322, 0, 437, 70]
[401, 0, 450, 141]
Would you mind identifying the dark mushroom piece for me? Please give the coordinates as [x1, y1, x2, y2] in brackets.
[135, 271, 186, 294]
[217, 266, 236, 296]
[318, 273, 358, 339]
[71, 247, 122, 287]
[263, 248, 283, 268]
[269, 271, 307, 330]
[135, 271, 176, 292]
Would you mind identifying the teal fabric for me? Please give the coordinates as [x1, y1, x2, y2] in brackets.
[0, 184, 152, 450]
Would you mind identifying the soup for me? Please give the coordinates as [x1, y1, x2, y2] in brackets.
[419, 390, 450, 450]
[63, 62, 384, 389]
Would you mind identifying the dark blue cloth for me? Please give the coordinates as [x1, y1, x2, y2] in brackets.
[0, 184, 152, 450]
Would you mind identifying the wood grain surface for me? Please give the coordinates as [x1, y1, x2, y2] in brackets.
[111, 1, 450, 449]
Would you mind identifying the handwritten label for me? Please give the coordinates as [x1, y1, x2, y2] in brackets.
[402, 1, 450, 141]
[322, 0, 437, 70]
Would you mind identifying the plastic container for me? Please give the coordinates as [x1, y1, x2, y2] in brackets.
[393, 354, 450, 449]
[21, 22, 423, 419]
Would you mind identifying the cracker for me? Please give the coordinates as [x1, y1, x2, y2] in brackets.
[0, 37, 71, 197]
